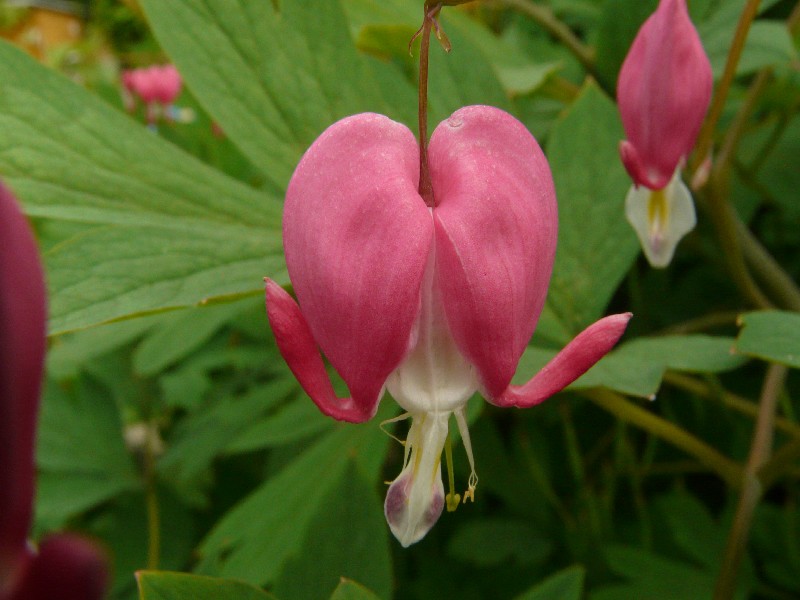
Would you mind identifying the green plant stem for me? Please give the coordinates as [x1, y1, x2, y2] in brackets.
[714, 365, 787, 600]
[692, 0, 762, 175]
[144, 420, 161, 570]
[417, 2, 440, 207]
[759, 435, 800, 489]
[659, 310, 740, 334]
[583, 388, 744, 488]
[499, 0, 595, 73]
[737, 217, 800, 311]
[664, 372, 800, 439]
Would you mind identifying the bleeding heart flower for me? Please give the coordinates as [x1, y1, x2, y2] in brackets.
[122, 65, 183, 124]
[265, 105, 631, 546]
[0, 183, 107, 600]
[617, 0, 712, 267]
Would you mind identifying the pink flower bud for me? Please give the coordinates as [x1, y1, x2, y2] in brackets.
[617, 0, 712, 190]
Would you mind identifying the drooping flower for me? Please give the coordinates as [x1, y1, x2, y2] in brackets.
[122, 64, 184, 124]
[265, 106, 631, 546]
[0, 182, 107, 600]
[617, 0, 712, 267]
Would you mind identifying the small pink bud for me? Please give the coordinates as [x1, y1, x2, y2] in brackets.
[617, 0, 712, 190]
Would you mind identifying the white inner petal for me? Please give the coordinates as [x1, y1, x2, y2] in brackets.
[625, 167, 696, 268]
[386, 235, 478, 415]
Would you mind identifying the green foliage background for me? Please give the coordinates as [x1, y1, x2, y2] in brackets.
[1, 0, 798, 598]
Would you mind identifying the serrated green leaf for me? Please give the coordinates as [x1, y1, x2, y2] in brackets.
[196, 410, 391, 587]
[137, 571, 276, 600]
[514, 565, 585, 600]
[139, 0, 391, 188]
[735, 310, 800, 368]
[132, 299, 253, 376]
[0, 41, 283, 334]
[273, 463, 392, 600]
[45, 224, 279, 334]
[329, 579, 383, 600]
[545, 81, 639, 334]
[614, 335, 746, 373]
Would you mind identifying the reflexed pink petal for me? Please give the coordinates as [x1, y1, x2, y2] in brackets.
[9, 535, 107, 600]
[617, 0, 712, 189]
[0, 183, 46, 578]
[281, 113, 433, 419]
[266, 280, 378, 422]
[429, 105, 557, 399]
[492, 313, 632, 408]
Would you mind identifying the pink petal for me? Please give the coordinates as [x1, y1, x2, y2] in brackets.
[617, 0, 712, 189]
[429, 106, 557, 399]
[0, 183, 46, 578]
[280, 114, 433, 420]
[266, 280, 377, 422]
[492, 313, 632, 408]
[154, 65, 182, 105]
[9, 535, 107, 600]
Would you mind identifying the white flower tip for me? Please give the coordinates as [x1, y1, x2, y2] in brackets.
[384, 471, 445, 547]
[625, 169, 696, 268]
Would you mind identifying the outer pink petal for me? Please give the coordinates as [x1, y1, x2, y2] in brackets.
[492, 313, 632, 408]
[0, 183, 46, 584]
[266, 280, 377, 422]
[429, 105, 557, 399]
[281, 114, 433, 419]
[617, 0, 712, 188]
[155, 65, 182, 105]
[9, 535, 107, 600]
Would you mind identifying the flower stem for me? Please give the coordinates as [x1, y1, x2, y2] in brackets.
[417, 2, 442, 208]
[144, 420, 161, 570]
[691, 0, 762, 175]
[714, 365, 787, 600]
[583, 388, 744, 488]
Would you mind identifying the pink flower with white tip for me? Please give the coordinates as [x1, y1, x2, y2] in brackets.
[265, 106, 631, 546]
[617, 0, 712, 268]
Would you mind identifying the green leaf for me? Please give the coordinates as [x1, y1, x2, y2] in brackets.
[329, 579, 383, 600]
[0, 41, 284, 334]
[196, 411, 391, 587]
[700, 6, 797, 78]
[34, 379, 139, 530]
[593, 0, 658, 90]
[137, 571, 276, 600]
[514, 565, 585, 600]
[139, 0, 391, 188]
[45, 225, 281, 334]
[132, 299, 253, 376]
[273, 463, 393, 600]
[735, 310, 800, 368]
[447, 518, 551, 567]
[545, 81, 639, 334]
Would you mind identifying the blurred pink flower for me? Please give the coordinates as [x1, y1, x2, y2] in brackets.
[266, 106, 631, 546]
[0, 183, 107, 600]
[121, 64, 183, 123]
[617, 0, 712, 267]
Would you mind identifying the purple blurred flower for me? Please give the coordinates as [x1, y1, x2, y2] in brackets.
[0, 183, 107, 600]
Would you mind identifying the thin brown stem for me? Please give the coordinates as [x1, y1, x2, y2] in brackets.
[692, 0, 762, 175]
[500, 0, 595, 73]
[417, 2, 440, 207]
[664, 372, 800, 440]
[714, 365, 787, 600]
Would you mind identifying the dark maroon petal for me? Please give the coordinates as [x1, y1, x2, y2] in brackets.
[0, 182, 46, 576]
